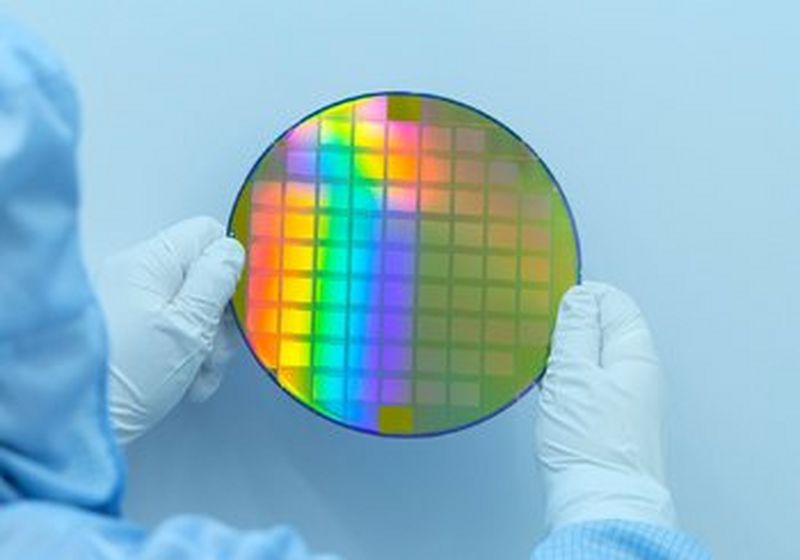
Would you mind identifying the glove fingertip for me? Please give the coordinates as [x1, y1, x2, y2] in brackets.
[547, 283, 602, 369]
[197, 238, 245, 295]
[206, 236, 245, 268]
[556, 284, 601, 329]
[186, 215, 226, 241]
[169, 237, 244, 323]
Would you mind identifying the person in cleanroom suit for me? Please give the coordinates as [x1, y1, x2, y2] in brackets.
[0, 16, 711, 559]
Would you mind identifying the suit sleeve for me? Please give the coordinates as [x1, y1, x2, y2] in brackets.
[0, 16, 336, 560]
[532, 520, 712, 560]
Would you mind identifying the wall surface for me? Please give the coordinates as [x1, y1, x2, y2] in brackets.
[3, 2, 798, 558]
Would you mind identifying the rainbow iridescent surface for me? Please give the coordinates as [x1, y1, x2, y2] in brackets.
[229, 92, 579, 436]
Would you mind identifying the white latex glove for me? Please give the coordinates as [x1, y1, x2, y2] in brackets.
[97, 217, 245, 445]
[535, 281, 676, 530]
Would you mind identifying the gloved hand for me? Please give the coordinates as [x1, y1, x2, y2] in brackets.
[535, 282, 676, 530]
[96, 217, 245, 445]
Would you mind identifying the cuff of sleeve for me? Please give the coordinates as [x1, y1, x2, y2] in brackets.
[532, 519, 712, 560]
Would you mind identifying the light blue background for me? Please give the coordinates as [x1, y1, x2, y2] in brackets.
[3, 1, 798, 558]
